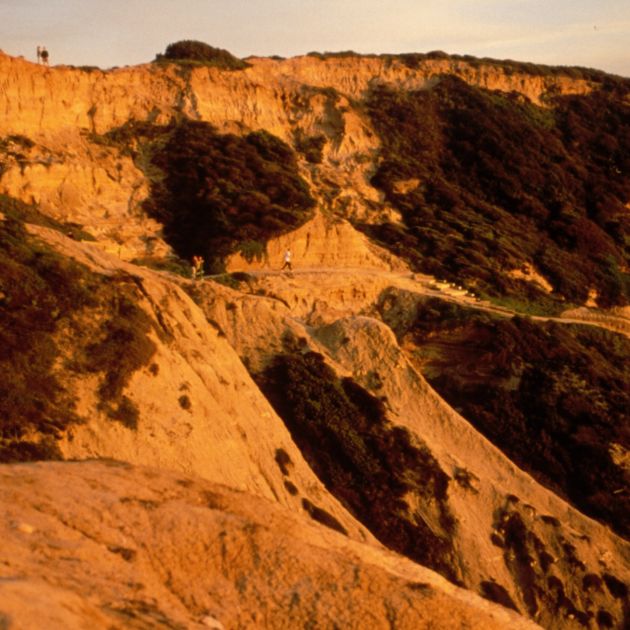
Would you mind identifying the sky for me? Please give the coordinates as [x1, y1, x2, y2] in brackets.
[1, 0, 629, 77]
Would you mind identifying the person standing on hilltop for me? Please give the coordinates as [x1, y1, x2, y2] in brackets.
[281, 248, 293, 271]
[41, 47, 49, 66]
[36, 46, 41, 63]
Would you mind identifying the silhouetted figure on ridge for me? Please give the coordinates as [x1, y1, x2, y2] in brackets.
[41, 47, 49, 66]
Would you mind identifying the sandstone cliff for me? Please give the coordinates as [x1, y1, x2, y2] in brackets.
[3, 218, 626, 629]
[1, 49, 629, 629]
[0, 50, 599, 262]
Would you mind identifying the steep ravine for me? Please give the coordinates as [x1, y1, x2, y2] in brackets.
[190, 266, 630, 629]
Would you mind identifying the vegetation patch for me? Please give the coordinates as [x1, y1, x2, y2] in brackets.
[293, 130, 327, 164]
[0, 217, 96, 461]
[255, 350, 459, 582]
[480, 581, 519, 612]
[306, 49, 621, 83]
[130, 255, 191, 278]
[492, 505, 602, 625]
[0, 135, 35, 176]
[0, 210, 158, 459]
[274, 447, 292, 476]
[153, 40, 250, 70]
[360, 77, 630, 306]
[602, 574, 628, 600]
[0, 194, 94, 241]
[301, 498, 347, 535]
[390, 296, 630, 537]
[76, 276, 157, 430]
[103, 119, 315, 273]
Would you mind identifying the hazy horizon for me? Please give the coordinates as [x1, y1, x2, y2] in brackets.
[2, 0, 629, 77]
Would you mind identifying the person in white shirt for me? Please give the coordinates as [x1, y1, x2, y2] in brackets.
[281, 249, 292, 271]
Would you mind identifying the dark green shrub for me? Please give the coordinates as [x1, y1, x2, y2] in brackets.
[274, 448, 292, 475]
[130, 255, 191, 278]
[154, 40, 250, 70]
[480, 581, 519, 612]
[360, 77, 630, 306]
[0, 437, 62, 463]
[139, 120, 315, 272]
[101, 119, 314, 273]
[255, 350, 459, 582]
[109, 396, 140, 430]
[401, 298, 630, 537]
[301, 498, 348, 535]
[0, 209, 158, 451]
[294, 131, 327, 164]
[602, 574, 628, 599]
[81, 281, 157, 428]
[238, 240, 266, 263]
[0, 217, 98, 460]
[0, 194, 94, 240]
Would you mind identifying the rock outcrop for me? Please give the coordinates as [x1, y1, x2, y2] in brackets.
[0, 460, 540, 629]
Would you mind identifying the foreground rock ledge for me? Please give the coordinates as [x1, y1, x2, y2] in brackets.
[0, 460, 538, 629]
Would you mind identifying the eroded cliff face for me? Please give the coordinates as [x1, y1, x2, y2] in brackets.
[4, 213, 627, 628]
[15, 221, 370, 546]
[0, 52, 594, 138]
[191, 266, 630, 630]
[0, 50, 596, 261]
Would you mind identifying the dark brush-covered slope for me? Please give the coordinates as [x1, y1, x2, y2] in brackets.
[99, 119, 315, 273]
[255, 349, 461, 584]
[0, 198, 158, 460]
[378, 293, 630, 539]
[358, 74, 630, 308]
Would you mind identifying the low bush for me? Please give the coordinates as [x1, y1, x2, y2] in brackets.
[0, 217, 95, 461]
[154, 40, 250, 70]
[130, 255, 191, 278]
[0, 211, 158, 458]
[101, 120, 315, 273]
[83, 285, 156, 429]
[294, 131, 327, 164]
[140, 120, 315, 272]
[0, 193, 94, 240]
[301, 498, 348, 535]
[480, 581, 519, 612]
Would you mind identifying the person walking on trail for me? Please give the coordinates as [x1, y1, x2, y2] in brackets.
[281, 249, 292, 271]
[41, 47, 49, 66]
[191, 255, 204, 280]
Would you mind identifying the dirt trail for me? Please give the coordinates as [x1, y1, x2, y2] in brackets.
[205, 266, 630, 338]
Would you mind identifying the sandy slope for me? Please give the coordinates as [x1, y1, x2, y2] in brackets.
[0, 460, 540, 630]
